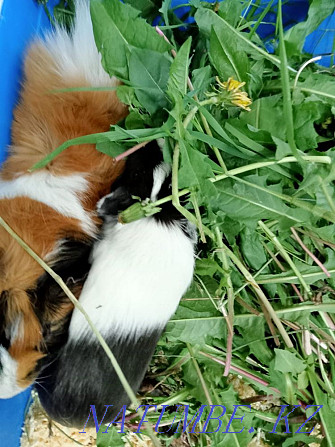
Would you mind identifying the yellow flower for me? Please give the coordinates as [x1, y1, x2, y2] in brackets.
[230, 92, 252, 111]
[206, 77, 252, 111]
[217, 77, 245, 92]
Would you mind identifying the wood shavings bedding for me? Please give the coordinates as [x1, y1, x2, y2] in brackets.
[20, 392, 96, 447]
[20, 392, 154, 447]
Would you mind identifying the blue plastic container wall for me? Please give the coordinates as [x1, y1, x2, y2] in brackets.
[0, 2, 56, 445]
[0, 0, 56, 164]
[304, 12, 335, 67]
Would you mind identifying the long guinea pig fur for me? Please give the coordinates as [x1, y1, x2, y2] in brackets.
[35, 140, 196, 427]
[0, 0, 127, 398]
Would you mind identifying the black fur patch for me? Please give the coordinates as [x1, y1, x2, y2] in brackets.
[36, 328, 162, 427]
[110, 140, 163, 200]
[98, 187, 133, 218]
[101, 140, 192, 233]
[31, 238, 93, 360]
[0, 290, 10, 352]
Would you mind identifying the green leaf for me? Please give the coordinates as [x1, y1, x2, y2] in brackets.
[178, 140, 214, 190]
[282, 434, 319, 447]
[189, 130, 253, 159]
[195, 7, 283, 68]
[192, 66, 213, 98]
[218, 0, 244, 27]
[123, 0, 156, 18]
[168, 37, 192, 98]
[210, 25, 249, 83]
[273, 136, 292, 160]
[297, 73, 335, 104]
[195, 258, 222, 277]
[166, 283, 225, 344]
[293, 99, 326, 150]
[308, 369, 335, 447]
[278, 0, 298, 158]
[214, 387, 254, 447]
[313, 224, 335, 244]
[116, 85, 138, 107]
[240, 227, 267, 270]
[212, 175, 308, 226]
[97, 426, 125, 447]
[235, 317, 273, 364]
[90, 0, 170, 80]
[95, 141, 125, 158]
[239, 95, 287, 140]
[274, 349, 306, 374]
[225, 122, 267, 155]
[129, 48, 171, 114]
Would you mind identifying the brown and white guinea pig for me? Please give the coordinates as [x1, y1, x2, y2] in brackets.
[35, 140, 196, 427]
[0, 0, 127, 398]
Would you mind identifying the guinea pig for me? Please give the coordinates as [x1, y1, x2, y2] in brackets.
[0, 0, 127, 398]
[35, 139, 196, 427]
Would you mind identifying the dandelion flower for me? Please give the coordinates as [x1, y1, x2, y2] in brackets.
[206, 77, 252, 111]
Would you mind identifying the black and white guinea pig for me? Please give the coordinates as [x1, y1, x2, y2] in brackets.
[35, 140, 196, 427]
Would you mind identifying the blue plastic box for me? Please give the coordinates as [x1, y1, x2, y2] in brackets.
[0, 1, 334, 447]
[0, 3, 56, 446]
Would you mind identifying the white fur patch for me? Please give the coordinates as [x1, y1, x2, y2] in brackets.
[150, 163, 171, 202]
[0, 347, 24, 399]
[6, 317, 24, 344]
[43, 0, 116, 87]
[0, 172, 95, 235]
[156, 139, 165, 150]
[69, 218, 195, 339]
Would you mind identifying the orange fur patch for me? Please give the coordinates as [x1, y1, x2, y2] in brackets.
[3, 42, 127, 179]
[0, 197, 89, 386]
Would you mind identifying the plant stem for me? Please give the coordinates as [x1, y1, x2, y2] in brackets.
[43, 3, 55, 27]
[219, 242, 293, 348]
[278, 0, 299, 159]
[169, 302, 335, 324]
[199, 351, 280, 394]
[191, 193, 206, 243]
[321, 182, 335, 214]
[215, 227, 235, 376]
[257, 269, 335, 284]
[114, 140, 150, 162]
[291, 227, 330, 278]
[171, 142, 202, 230]
[187, 344, 213, 406]
[258, 221, 311, 295]
[248, 0, 274, 40]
